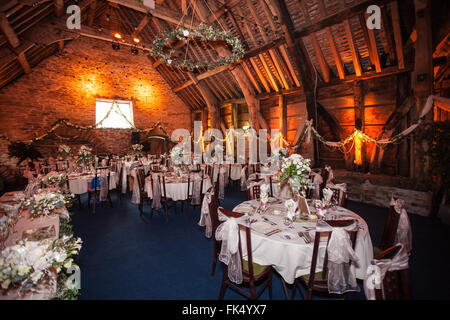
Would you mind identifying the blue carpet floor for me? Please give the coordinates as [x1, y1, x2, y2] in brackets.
[70, 188, 450, 300]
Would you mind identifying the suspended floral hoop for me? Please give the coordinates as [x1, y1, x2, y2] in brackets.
[151, 23, 245, 71]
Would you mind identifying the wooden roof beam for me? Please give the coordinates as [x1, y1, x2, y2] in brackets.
[0, 11, 20, 48]
[343, 19, 362, 77]
[107, 0, 201, 28]
[310, 33, 331, 82]
[389, 1, 405, 69]
[325, 27, 345, 79]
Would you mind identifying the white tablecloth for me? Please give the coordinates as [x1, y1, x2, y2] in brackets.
[68, 172, 117, 195]
[232, 199, 373, 284]
[144, 175, 212, 201]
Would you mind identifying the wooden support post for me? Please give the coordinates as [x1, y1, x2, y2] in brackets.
[0, 12, 19, 48]
[232, 103, 238, 129]
[54, 0, 64, 18]
[389, 1, 405, 69]
[353, 80, 365, 171]
[17, 52, 31, 74]
[202, 107, 208, 132]
[279, 95, 287, 147]
[412, 0, 433, 182]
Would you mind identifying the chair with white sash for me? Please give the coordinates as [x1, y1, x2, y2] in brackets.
[373, 198, 412, 257]
[217, 208, 272, 300]
[364, 244, 412, 300]
[291, 219, 359, 300]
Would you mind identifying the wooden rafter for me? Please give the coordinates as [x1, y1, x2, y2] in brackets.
[359, 12, 381, 73]
[310, 33, 331, 82]
[325, 27, 345, 79]
[343, 19, 362, 77]
[389, 1, 404, 69]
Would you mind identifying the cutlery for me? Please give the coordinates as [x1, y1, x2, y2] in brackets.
[262, 217, 277, 226]
[265, 229, 281, 236]
[298, 232, 310, 244]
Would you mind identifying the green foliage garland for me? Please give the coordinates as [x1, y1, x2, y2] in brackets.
[151, 23, 245, 70]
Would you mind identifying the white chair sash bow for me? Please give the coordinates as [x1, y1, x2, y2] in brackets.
[240, 165, 248, 191]
[130, 169, 140, 205]
[99, 169, 109, 202]
[151, 173, 162, 210]
[191, 173, 202, 205]
[215, 211, 243, 284]
[363, 243, 409, 300]
[315, 220, 360, 294]
[198, 189, 213, 238]
[390, 198, 412, 254]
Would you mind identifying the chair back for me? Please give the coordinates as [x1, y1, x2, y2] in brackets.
[219, 208, 260, 278]
[328, 187, 346, 207]
[307, 220, 358, 291]
[160, 174, 168, 199]
[207, 187, 220, 235]
[136, 167, 146, 193]
[373, 245, 412, 300]
[380, 206, 401, 251]
[116, 164, 124, 190]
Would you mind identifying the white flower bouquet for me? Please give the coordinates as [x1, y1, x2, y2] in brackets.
[0, 203, 20, 241]
[44, 172, 67, 188]
[279, 154, 313, 197]
[0, 236, 82, 297]
[57, 144, 71, 159]
[76, 145, 93, 166]
[131, 144, 144, 156]
[20, 190, 73, 219]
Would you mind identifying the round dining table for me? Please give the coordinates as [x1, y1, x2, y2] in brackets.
[232, 198, 373, 285]
[144, 173, 212, 201]
[68, 171, 117, 195]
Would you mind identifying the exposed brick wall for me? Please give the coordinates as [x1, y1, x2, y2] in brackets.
[0, 37, 191, 161]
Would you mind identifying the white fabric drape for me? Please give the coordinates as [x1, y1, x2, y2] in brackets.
[151, 173, 162, 210]
[215, 211, 243, 284]
[191, 173, 202, 205]
[240, 165, 248, 191]
[218, 166, 226, 199]
[390, 198, 413, 254]
[130, 169, 140, 205]
[363, 243, 409, 300]
[315, 220, 360, 294]
[198, 189, 213, 238]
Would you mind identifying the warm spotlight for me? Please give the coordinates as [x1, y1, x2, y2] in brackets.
[133, 37, 140, 44]
[114, 33, 122, 39]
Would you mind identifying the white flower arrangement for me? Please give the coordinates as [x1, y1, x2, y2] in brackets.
[170, 145, 184, 165]
[0, 203, 21, 240]
[76, 145, 93, 166]
[0, 236, 82, 296]
[279, 154, 313, 197]
[131, 144, 144, 156]
[57, 145, 71, 158]
[20, 190, 73, 219]
[44, 172, 67, 188]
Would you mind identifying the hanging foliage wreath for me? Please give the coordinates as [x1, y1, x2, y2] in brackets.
[151, 23, 245, 71]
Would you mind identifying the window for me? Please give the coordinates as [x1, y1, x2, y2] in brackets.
[96, 99, 134, 129]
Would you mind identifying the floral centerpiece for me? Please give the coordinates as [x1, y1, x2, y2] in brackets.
[57, 144, 71, 159]
[131, 144, 144, 156]
[43, 172, 67, 189]
[76, 145, 92, 167]
[0, 236, 82, 298]
[0, 203, 21, 242]
[170, 145, 184, 166]
[20, 190, 73, 219]
[279, 154, 313, 197]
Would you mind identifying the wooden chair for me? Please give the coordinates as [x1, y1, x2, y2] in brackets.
[328, 187, 347, 208]
[373, 205, 401, 257]
[246, 178, 264, 201]
[207, 188, 221, 277]
[373, 245, 412, 300]
[115, 164, 124, 203]
[87, 168, 113, 211]
[150, 173, 177, 222]
[291, 219, 358, 300]
[218, 208, 273, 300]
[135, 167, 149, 216]
[183, 170, 204, 217]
